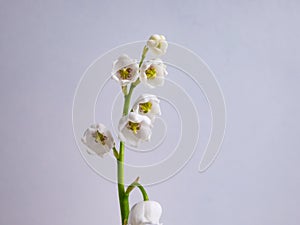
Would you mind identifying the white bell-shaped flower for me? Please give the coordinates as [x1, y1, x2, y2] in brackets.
[128, 201, 162, 225]
[140, 59, 168, 88]
[112, 54, 139, 85]
[147, 34, 168, 55]
[118, 112, 152, 147]
[132, 94, 161, 122]
[81, 123, 114, 158]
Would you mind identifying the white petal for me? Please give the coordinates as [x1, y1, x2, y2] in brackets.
[111, 55, 139, 85]
[147, 77, 165, 88]
[151, 34, 161, 40]
[137, 94, 159, 103]
[147, 39, 157, 48]
[118, 113, 153, 147]
[112, 55, 135, 72]
[136, 125, 152, 141]
[81, 123, 114, 157]
[128, 112, 152, 125]
[159, 41, 168, 54]
[150, 103, 161, 116]
[151, 48, 163, 55]
[140, 59, 167, 88]
[118, 116, 128, 133]
[159, 35, 166, 40]
[139, 72, 148, 85]
[147, 35, 168, 56]
[153, 65, 167, 77]
[132, 94, 161, 122]
[119, 127, 140, 147]
[128, 201, 162, 225]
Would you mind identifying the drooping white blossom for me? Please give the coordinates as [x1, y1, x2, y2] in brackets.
[118, 112, 152, 147]
[132, 94, 161, 122]
[147, 34, 168, 55]
[81, 123, 114, 157]
[112, 54, 139, 85]
[128, 201, 162, 225]
[140, 59, 167, 88]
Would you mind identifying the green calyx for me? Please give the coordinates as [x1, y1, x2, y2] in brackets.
[119, 67, 132, 79]
[139, 101, 152, 113]
[145, 67, 156, 80]
[127, 121, 141, 134]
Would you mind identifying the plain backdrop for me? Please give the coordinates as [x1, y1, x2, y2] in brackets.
[1, 1, 300, 225]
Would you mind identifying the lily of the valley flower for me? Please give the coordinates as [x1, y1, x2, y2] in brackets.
[132, 94, 161, 122]
[128, 201, 162, 225]
[147, 34, 168, 55]
[118, 112, 152, 147]
[140, 59, 167, 88]
[81, 123, 114, 157]
[112, 54, 139, 85]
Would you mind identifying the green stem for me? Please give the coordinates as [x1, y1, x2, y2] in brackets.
[117, 44, 148, 225]
[118, 141, 129, 224]
[125, 182, 149, 201]
[118, 91, 134, 224]
[139, 46, 148, 67]
[124, 82, 140, 111]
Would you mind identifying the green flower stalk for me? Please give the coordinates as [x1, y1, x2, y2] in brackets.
[117, 45, 149, 225]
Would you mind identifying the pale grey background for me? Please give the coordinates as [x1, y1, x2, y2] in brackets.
[1, 0, 300, 225]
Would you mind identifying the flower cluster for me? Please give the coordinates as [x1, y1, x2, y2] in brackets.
[113, 55, 168, 88]
[112, 35, 168, 88]
[118, 94, 161, 147]
[81, 34, 167, 225]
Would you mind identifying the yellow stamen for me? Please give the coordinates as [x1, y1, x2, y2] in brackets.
[127, 121, 141, 134]
[145, 67, 156, 80]
[119, 67, 132, 79]
[93, 130, 107, 145]
[139, 101, 152, 113]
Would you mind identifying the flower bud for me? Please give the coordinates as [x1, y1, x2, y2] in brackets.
[128, 200, 162, 225]
[147, 34, 168, 55]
